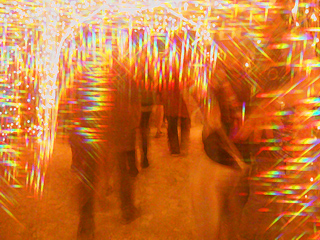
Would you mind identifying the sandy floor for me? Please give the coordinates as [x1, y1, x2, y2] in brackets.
[0, 126, 204, 240]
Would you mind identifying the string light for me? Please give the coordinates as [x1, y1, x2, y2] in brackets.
[1, 1, 320, 238]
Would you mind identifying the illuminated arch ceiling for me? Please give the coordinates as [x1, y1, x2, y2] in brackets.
[0, 0, 320, 226]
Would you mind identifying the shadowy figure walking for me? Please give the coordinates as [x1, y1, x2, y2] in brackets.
[163, 62, 190, 155]
[66, 39, 141, 239]
[137, 52, 154, 169]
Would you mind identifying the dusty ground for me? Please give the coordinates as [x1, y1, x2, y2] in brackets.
[0, 125, 205, 240]
[0, 122, 318, 240]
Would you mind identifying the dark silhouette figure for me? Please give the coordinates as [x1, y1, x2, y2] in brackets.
[67, 44, 141, 239]
[163, 64, 190, 155]
[139, 87, 154, 168]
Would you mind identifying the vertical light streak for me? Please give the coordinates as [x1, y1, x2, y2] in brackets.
[242, 101, 246, 126]
[0, 1, 319, 238]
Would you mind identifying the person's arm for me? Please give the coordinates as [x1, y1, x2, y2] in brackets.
[205, 97, 247, 170]
[185, 67, 247, 168]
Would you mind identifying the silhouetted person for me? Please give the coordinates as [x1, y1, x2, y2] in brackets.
[154, 89, 165, 138]
[163, 62, 190, 155]
[66, 33, 141, 238]
[139, 88, 153, 168]
[233, 1, 320, 238]
[190, 58, 248, 240]
[137, 53, 154, 168]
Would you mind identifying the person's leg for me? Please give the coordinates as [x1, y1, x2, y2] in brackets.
[140, 111, 152, 168]
[191, 153, 226, 240]
[77, 146, 97, 239]
[95, 152, 115, 211]
[167, 116, 180, 154]
[78, 189, 95, 240]
[155, 105, 164, 137]
[69, 134, 82, 170]
[118, 150, 140, 223]
[219, 168, 243, 239]
[180, 117, 191, 154]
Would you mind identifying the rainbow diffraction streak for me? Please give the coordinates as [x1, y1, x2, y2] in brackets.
[1, 0, 320, 238]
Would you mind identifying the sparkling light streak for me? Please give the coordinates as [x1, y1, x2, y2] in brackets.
[1, 0, 320, 238]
